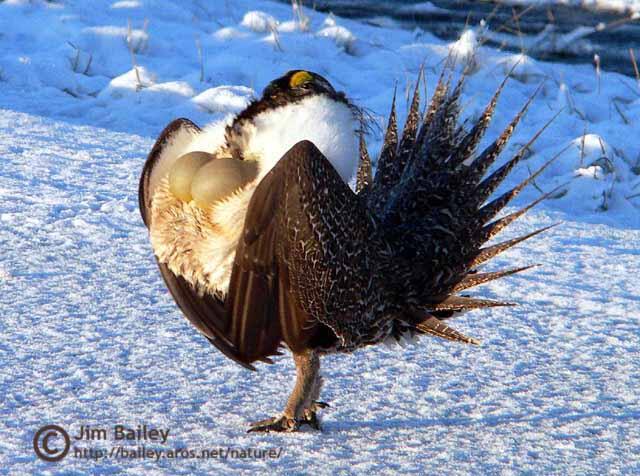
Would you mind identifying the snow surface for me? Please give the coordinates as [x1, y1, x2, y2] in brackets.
[497, 0, 640, 15]
[0, 0, 639, 474]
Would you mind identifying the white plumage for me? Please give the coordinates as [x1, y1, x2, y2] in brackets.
[235, 94, 359, 183]
[148, 94, 359, 297]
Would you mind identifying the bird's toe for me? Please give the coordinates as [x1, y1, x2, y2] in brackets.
[247, 416, 299, 433]
[301, 410, 322, 431]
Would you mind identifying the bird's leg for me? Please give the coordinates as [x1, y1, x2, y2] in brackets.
[248, 350, 322, 433]
[301, 371, 329, 430]
[284, 350, 320, 424]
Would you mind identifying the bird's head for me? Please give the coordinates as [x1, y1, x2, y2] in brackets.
[261, 70, 349, 106]
[225, 70, 360, 183]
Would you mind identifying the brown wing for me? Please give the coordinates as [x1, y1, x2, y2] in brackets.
[139, 118, 256, 370]
[226, 141, 323, 363]
[225, 139, 379, 362]
[155, 262, 257, 370]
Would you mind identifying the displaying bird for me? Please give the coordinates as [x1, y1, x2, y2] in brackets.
[139, 67, 556, 432]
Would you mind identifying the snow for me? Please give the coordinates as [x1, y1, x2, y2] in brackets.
[398, 1, 450, 15]
[0, 0, 639, 474]
[448, 29, 480, 66]
[498, 0, 640, 14]
[241, 11, 279, 33]
[191, 86, 253, 114]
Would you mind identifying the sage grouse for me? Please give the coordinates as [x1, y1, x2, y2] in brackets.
[139, 68, 556, 432]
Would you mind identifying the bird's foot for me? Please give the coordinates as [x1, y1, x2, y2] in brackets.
[301, 410, 322, 430]
[301, 401, 330, 431]
[248, 402, 330, 433]
[247, 415, 299, 433]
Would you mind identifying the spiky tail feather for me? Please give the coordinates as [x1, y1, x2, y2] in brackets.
[359, 64, 560, 345]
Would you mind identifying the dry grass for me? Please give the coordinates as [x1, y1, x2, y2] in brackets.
[612, 98, 630, 124]
[630, 48, 640, 90]
[123, 18, 150, 90]
[291, 0, 310, 32]
[126, 18, 149, 54]
[67, 41, 92, 75]
[195, 36, 204, 82]
[579, 123, 587, 166]
[593, 53, 601, 94]
[126, 20, 143, 90]
[269, 25, 284, 52]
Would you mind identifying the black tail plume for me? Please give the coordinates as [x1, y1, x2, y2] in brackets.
[360, 65, 560, 339]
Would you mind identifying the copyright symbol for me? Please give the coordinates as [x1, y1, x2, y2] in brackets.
[33, 425, 70, 462]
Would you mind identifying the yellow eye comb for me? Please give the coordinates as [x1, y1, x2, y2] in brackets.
[290, 71, 313, 88]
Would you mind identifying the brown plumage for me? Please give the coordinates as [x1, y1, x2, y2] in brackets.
[139, 67, 556, 432]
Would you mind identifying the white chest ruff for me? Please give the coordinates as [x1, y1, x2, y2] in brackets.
[240, 94, 359, 183]
[148, 96, 358, 296]
[150, 178, 254, 297]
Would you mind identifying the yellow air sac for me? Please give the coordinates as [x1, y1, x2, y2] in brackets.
[191, 158, 257, 208]
[168, 151, 214, 202]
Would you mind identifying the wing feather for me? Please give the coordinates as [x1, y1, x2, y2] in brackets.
[226, 140, 376, 357]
